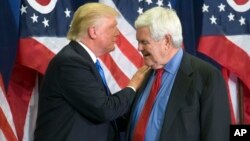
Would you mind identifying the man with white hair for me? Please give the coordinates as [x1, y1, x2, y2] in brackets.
[127, 7, 230, 141]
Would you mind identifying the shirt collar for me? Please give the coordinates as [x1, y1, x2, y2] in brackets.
[164, 48, 183, 74]
[77, 41, 97, 63]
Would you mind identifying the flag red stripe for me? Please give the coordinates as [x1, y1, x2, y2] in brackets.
[36, 0, 51, 6]
[235, 0, 249, 5]
[7, 65, 37, 141]
[100, 54, 130, 88]
[19, 38, 55, 74]
[198, 36, 250, 89]
[242, 82, 250, 124]
[0, 74, 18, 141]
[116, 33, 144, 68]
[0, 108, 18, 141]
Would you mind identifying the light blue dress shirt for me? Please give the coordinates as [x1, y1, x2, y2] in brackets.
[131, 48, 183, 141]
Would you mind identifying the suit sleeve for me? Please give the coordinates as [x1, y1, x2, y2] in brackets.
[200, 68, 230, 141]
[59, 57, 135, 123]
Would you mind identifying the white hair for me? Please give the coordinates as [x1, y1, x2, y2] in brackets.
[135, 7, 183, 48]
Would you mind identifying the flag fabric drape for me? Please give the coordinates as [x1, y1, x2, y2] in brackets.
[1, 0, 249, 141]
[198, 0, 250, 124]
[0, 0, 20, 140]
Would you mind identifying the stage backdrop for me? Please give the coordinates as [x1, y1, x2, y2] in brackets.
[1, 0, 249, 140]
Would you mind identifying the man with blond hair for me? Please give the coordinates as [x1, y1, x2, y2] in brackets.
[34, 3, 149, 141]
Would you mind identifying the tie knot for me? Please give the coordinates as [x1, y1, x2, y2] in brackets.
[95, 60, 104, 75]
[95, 60, 103, 71]
[155, 68, 164, 77]
[95, 60, 101, 67]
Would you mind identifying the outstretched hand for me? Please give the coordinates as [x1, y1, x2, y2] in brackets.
[128, 65, 151, 91]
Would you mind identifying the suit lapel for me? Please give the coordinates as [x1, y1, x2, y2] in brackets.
[159, 52, 193, 138]
[68, 41, 103, 85]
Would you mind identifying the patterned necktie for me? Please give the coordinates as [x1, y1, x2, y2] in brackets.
[95, 60, 110, 96]
[132, 68, 164, 141]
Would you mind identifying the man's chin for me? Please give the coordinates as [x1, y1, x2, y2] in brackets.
[144, 62, 159, 69]
[144, 61, 152, 68]
[109, 46, 116, 52]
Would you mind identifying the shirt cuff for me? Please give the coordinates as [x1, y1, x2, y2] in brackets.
[127, 86, 136, 92]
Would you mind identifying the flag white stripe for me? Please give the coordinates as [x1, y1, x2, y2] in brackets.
[109, 44, 138, 78]
[228, 73, 240, 124]
[22, 77, 39, 141]
[33, 37, 69, 54]
[226, 35, 250, 56]
[0, 130, 7, 141]
[100, 61, 122, 93]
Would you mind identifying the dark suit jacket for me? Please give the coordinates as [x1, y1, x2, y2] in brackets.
[34, 41, 135, 141]
[128, 52, 230, 141]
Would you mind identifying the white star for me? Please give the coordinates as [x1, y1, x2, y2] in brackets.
[202, 4, 209, 12]
[168, 1, 172, 9]
[156, 0, 164, 7]
[137, 7, 143, 15]
[228, 13, 234, 21]
[239, 16, 246, 26]
[146, 0, 153, 5]
[64, 8, 71, 18]
[42, 18, 49, 28]
[218, 3, 226, 12]
[20, 4, 28, 15]
[210, 15, 217, 24]
[30, 13, 38, 23]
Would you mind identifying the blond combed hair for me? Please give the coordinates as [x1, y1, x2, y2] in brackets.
[67, 3, 118, 41]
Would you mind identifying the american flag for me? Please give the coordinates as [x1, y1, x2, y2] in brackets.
[198, 0, 250, 124]
[1, 0, 249, 141]
[0, 0, 19, 141]
[1, 0, 168, 140]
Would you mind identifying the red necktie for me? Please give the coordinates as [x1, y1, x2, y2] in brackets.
[132, 69, 164, 141]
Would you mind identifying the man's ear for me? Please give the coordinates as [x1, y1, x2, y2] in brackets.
[164, 34, 172, 46]
[88, 26, 97, 39]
